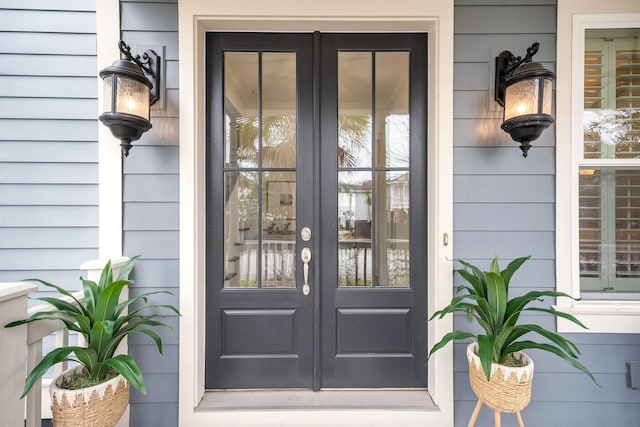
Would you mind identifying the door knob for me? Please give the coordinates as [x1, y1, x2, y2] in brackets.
[301, 247, 312, 295]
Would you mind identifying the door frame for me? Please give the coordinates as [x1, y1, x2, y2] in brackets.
[177, 6, 454, 427]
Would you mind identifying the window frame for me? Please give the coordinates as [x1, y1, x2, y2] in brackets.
[555, 7, 640, 334]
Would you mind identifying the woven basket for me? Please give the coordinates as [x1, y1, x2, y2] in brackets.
[467, 342, 534, 413]
[50, 366, 129, 427]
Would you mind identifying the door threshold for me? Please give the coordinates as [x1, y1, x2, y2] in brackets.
[198, 389, 437, 411]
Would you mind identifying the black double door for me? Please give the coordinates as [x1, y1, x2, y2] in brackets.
[206, 32, 428, 390]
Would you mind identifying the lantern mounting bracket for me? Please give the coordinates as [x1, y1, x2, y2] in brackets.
[118, 40, 161, 106]
[495, 42, 540, 107]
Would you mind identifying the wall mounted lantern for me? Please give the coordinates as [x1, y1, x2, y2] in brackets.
[99, 41, 161, 156]
[495, 42, 554, 157]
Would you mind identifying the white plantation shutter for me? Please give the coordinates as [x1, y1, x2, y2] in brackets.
[614, 170, 640, 285]
[580, 31, 640, 295]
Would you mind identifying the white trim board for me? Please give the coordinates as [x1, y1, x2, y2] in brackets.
[178, 3, 454, 426]
[96, 0, 123, 260]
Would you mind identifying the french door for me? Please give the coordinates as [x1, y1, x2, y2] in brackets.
[205, 32, 428, 390]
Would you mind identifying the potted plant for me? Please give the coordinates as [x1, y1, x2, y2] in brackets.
[5, 256, 179, 427]
[428, 256, 597, 426]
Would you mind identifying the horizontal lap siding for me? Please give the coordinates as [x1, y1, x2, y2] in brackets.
[452, 2, 640, 426]
[119, 0, 180, 425]
[0, 3, 98, 293]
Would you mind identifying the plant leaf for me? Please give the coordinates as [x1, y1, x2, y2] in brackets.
[456, 260, 488, 299]
[477, 334, 495, 380]
[116, 255, 141, 282]
[73, 347, 98, 374]
[506, 324, 580, 359]
[485, 272, 507, 329]
[489, 255, 500, 274]
[114, 292, 179, 318]
[496, 326, 529, 358]
[107, 318, 174, 358]
[429, 294, 482, 320]
[21, 347, 75, 398]
[504, 340, 600, 386]
[33, 296, 82, 317]
[6, 314, 82, 335]
[456, 269, 485, 299]
[127, 328, 164, 354]
[22, 278, 85, 311]
[500, 256, 530, 290]
[94, 280, 129, 321]
[504, 290, 578, 326]
[427, 331, 475, 360]
[81, 279, 99, 318]
[103, 354, 146, 394]
[98, 259, 113, 292]
[525, 307, 588, 330]
[89, 321, 114, 361]
[475, 299, 496, 335]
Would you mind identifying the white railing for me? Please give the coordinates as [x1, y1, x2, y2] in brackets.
[24, 288, 84, 427]
[0, 258, 130, 427]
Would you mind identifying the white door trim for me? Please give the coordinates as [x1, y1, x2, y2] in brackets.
[96, 0, 123, 259]
[178, 3, 454, 426]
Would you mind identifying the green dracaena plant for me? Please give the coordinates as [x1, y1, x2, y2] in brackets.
[5, 255, 179, 398]
[428, 256, 598, 385]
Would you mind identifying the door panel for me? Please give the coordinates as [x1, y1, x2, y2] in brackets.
[320, 33, 428, 388]
[206, 33, 314, 389]
[206, 32, 427, 390]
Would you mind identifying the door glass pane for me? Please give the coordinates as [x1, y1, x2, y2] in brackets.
[338, 52, 372, 168]
[224, 52, 259, 168]
[262, 171, 297, 288]
[375, 52, 410, 168]
[224, 172, 259, 288]
[224, 51, 299, 290]
[337, 50, 412, 289]
[262, 53, 297, 168]
[375, 171, 410, 287]
[338, 171, 373, 287]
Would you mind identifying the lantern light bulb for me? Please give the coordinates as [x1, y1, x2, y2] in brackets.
[126, 97, 136, 111]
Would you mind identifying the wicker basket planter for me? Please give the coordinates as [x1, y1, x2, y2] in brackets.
[467, 342, 534, 413]
[50, 366, 129, 427]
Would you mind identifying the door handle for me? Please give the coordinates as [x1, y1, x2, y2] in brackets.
[301, 247, 312, 295]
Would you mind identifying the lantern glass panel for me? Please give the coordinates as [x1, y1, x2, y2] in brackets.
[543, 77, 553, 115]
[102, 75, 113, 114]
[115, 75, 150, 120]
[504, 78, 539, 121]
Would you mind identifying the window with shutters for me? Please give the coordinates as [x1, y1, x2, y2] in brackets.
[556, 10, 640, 334]
[579, 29, 640, 297]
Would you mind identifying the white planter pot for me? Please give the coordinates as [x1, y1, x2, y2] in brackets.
[50, 365, 129, 427]
[466, 342, 534, 413]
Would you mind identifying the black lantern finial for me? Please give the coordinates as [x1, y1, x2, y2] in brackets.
[495, 42, 555, 157]
[98, 41, 161, 156]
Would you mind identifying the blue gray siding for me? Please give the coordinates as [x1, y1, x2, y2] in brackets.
[120, 0, 180, 425]
[0, 1, 98, 289]
[453, 1, 640, 425]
